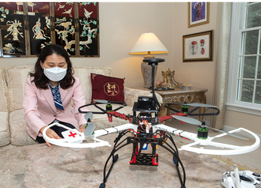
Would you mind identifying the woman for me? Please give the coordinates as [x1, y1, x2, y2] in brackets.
[23, 44, 88, 147]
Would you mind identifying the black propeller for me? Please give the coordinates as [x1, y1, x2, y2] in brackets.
[94, 99, 110, 104]
[167, 102, 218, 108]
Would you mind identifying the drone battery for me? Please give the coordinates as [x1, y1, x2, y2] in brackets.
[141, 143, 148, 150]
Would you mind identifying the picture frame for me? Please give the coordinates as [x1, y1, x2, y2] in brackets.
[0, 2, 99, 58]
[183, 30, 213, 62]
[188, 2, 209, 28]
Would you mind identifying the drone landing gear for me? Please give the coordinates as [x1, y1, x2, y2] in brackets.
[130, 153, 159, 166]
[128, 135, 159, 166]
[99, 131, 186, 188]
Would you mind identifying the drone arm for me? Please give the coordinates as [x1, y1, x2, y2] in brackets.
[94, 123, 138, 137]
[107, 111, 133, 122]
[187, 106, 220, 116]
[158, 114, 175, 123]
[153, 124, 197, 141]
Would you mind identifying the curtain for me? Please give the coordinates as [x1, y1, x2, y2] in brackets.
[210, 2, 232, 129]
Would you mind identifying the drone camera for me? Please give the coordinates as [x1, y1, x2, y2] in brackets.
[137, 96, 154, 110]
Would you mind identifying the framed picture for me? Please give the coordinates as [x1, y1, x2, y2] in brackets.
[0, 2, 99, 57]
[0, 2, 26, 57]
[188, 2, 209, 28]
[183, 30, 213, 62]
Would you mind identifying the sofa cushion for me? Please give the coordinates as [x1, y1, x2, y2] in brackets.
[91, 73, 125, 103]
[0, 68, 8, 112]
[0, 112, 10, 146]
[0, 68, 10, 146]
[5, 65, 34, 112]
[9, 109, 37, 146]
[73, 67, 113, 104]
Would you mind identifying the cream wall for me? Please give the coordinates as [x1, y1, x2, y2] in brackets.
[224, 110, 261, 134]
[172, 2, 218, 106]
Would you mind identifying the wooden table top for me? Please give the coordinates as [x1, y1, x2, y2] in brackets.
[131, 87, 208, 96]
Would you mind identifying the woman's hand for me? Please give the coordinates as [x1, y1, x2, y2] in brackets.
[79, 124, 86, 133]
[40, 126, 62, 147]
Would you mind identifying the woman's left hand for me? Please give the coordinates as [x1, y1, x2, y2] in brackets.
[79, 124, 86, 133]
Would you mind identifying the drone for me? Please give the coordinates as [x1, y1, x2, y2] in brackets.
[42, 58, 260, 188]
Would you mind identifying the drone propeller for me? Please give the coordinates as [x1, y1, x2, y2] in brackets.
[84, 122, 95, 136]
[94, 99, 109, 104]
[169, 102, 218, 108]
[84, 112, 95, 136]
[84, 112, 93, 122]
[172, 115, 249, 140]
[173, 115, 202, 125]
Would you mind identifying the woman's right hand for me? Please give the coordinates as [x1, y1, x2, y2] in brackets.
[40, 126, 62, 147]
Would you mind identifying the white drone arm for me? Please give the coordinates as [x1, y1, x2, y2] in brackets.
[153, 124, 198, 140]
[94, 123, 138, 137]
[153, 124, 260, 155]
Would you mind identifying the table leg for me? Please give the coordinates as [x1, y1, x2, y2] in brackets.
[199, 93, 207, 122]
[159, 104, 167, 123]
[199, 107, 205, 122]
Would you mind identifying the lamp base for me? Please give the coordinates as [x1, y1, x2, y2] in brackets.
[141, 61, 158, 88]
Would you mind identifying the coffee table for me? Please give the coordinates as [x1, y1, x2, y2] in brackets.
[0, 133, 231, 188]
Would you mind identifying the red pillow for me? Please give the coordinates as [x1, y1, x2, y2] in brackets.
[91, 73, 125, 103]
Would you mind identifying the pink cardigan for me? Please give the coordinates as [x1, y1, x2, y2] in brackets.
[23, 76, 88, 140]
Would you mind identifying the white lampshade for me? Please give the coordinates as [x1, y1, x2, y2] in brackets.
[129, 32, 168, 55]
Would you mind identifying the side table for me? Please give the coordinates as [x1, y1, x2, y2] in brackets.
[131, 87, 208, 121]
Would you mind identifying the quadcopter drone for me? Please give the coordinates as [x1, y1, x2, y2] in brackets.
[42, 58, 260, 188]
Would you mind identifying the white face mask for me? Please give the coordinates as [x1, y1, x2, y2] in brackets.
[43, 67, 67, 82]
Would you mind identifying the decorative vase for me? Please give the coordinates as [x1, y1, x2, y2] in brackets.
[141, 61, 158, 88]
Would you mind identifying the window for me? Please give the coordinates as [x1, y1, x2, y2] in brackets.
[227, 2, 261, 115]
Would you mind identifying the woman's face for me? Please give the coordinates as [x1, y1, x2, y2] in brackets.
[41, 53, 67, 69]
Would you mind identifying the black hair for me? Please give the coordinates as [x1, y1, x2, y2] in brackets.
[30, 44, 75, 89]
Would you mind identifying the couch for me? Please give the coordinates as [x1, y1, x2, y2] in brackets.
[0, 65, 162, 147]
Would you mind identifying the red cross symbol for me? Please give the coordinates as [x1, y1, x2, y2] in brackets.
[68, 132, 77, 138]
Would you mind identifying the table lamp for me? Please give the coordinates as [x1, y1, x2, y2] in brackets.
[129, 32, 168, 88]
